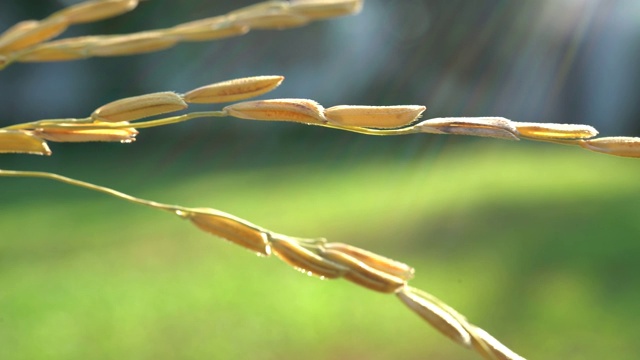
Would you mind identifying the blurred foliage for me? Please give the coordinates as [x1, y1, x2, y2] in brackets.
[2, 140, 640, 359]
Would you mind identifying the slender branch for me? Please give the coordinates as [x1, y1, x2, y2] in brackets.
[0, 169, 184, 213]
[116, 111, 228, 129]
[0, 166, 524, 359]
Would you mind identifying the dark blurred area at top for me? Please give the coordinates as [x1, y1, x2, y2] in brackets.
[0, 0, 639, 142]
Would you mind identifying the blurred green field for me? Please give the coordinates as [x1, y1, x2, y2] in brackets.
[1, 139, 640, 359]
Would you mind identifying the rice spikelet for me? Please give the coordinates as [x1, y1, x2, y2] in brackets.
[396, 287, 472, 348]
[0, 21, 39, 49]
[92, 91, 188, 122]
[184, 76, 284, 104]
[514, 122, 598, 140]
[290, 0, 364, 19]
[0, 17, 69, 53]
[233, 12, 309, 30]
[0, 130, 52, 155]
[416, 117, 519, 140]
[322, 242, 414, 281]
[471, 326, 526, 360]
[169, 17, 249, 41]
[53, 0, 139, 24]
[224, 98, 327, 124]
[320, 248, 406, 293]
[187, 208, 271, 256]
[270, 235, 348, 278]
[325, 105, 425, 128]
[35, 125, 138, 143]
[17, 36, 100, 61]
[88, 32, 178, 57]
[579, 137, 640, 158]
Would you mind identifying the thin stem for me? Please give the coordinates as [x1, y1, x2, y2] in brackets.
[518, 136, 582, 147]
[0, 111, 227, 131]
[126, 111, 228, 129]
[0, 169, 187, 214]
[317, 122, 419, 136]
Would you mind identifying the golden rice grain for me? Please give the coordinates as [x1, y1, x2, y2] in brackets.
[270, 235, 348, 278]
[396, 287, 472, 348]
[322, 242, 414, 281]
[0, 20, 39, 49]
[320, 248, 406, 293]
[471, 326, 526, 360]
[88, 32, 178, 57]
[0, 130, 52, 155]
[169, 17, 249, 41]
[224, 98, 327, 124]
[416, 117, 519, 140]
[91, 91, 188, 122]
[579, 137, 640, 158]
[514, 122, 598, 140]
[0, 17, 69, 54]
[53, 0, 139, 25]
[35, 126, 138, 143]
[290, 0, 364, 20]
[184, 76, 284, 104]
[325, 105, 426, 128]
[233, 12, 310, 30]
[188, 208, 271, 256]
[16, 36, 100, 62]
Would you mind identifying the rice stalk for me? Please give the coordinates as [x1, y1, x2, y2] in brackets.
[0, 0, 364, 69]
[2, 79, 639, 159]
[0, 167, 526, 359]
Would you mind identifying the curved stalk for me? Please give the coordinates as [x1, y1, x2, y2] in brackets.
[0, 169, 185, 213]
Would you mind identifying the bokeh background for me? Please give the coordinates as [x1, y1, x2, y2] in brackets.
[1, 0, 640, 359]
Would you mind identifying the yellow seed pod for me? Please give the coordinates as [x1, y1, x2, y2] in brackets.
[322, 243, 414, 281]
[416, 117, 519, 140]
[320, 248, 406, 293]
[324, 105, 426, 128]
[187, 208, 270, 256]
[169, 17, 249, 41]
[0, 20, 38, 49]
[35, 125, 138, 143]
[396, 287, 472, 348]
[0, 130, 51, 155]
[52, 0, 139, 24]
[270, 235, 348, 278]
[289, 0, 364, 20]
[579, 137, 640, 158]
[471, 326, 526, 360]
[233, 12, 309, 30]
[224, 98, 327, 124]
[17, 36, 100, 62]
[88, 32, 178, 57]
[0, 17, 69, 54]
[91, 91, 188, 122]
[183, 76, 284, 104]
[514, 122, 598, 140]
